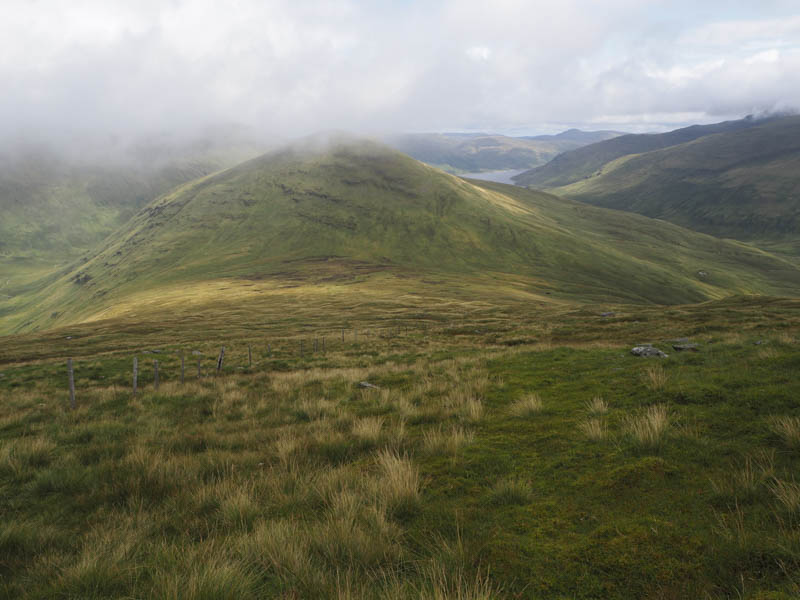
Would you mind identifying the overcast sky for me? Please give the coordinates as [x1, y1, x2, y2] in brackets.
[2, 0, 799, 146]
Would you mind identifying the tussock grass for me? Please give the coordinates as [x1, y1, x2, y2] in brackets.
[580, 417, 608, 441]
[375, 449, 421, 517]
[487, 477, 534, 506]
[769, 416, 800, 448]
[352, 416, 385, 443]
[709, 451, 775, 498]
[643, 364, 668, 391]
[422, 425, 475, 455]
[585, 396, 608, 414]
[769, 478, 800, 514]
[509, 393, 543, 417]
[627, 404, 670, 449]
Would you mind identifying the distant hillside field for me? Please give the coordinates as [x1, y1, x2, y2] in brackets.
[517, 116, 800, 247]
[513, 116, 764, 188]
[385, 130, 623, 174]
[2, 137, 799, 334]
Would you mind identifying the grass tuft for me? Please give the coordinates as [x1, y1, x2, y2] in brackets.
[769, 416, 800, 448]
[509, 394, 543, 417]
[580, 417, 608, 441]
[627, 404, 670, 449]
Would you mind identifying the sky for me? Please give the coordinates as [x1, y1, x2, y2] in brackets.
[1, 0, 799, 147]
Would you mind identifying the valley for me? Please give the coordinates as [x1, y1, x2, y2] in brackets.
[2, 133, 800, 599]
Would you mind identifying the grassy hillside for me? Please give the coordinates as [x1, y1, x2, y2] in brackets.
[544, 116, 800, 244]
[513, 116, 765, 188]
[3, 137, 800, 334]
[2, 291, 800, 598]
[384, 130, 621, 174]
[0, 140, 264, 301]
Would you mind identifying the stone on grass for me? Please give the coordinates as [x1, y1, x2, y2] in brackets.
[631, 345, 668, 358]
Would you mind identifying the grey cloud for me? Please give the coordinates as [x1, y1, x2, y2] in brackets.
[1, 0, 799, 151]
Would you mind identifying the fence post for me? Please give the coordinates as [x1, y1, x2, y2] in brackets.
[248, 345, 252, 368]
[217, 347, 225, 374]
[181, 353, 185, 385]
[67, 358, 75, 409]
[154, 360, 159, 391]
[133, 357, 138, 396]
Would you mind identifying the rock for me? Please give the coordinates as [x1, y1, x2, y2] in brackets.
[697, 270, 709, 278]
[358, 381, 380, 389]
[631, 346, 668, 358]
[192, 350, 203, 356]
[672, 343, 699, 352]
[600, 312, 616, 317]
[65, 336, 72, 340]
[755, 340, 766, 346]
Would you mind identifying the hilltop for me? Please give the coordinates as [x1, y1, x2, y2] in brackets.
[2, 136, 800, 334]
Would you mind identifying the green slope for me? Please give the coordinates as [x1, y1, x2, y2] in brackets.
[384, 130, 622, 174]
[542, 116, 800, 244]
[513, 116, 764, 188]
[0, 140, 264, 298]
[2, 137, 799, 334]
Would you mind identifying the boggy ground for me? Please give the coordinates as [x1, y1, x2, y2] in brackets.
[2, 294, 800, 598]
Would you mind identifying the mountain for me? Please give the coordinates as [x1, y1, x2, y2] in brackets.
[2, 136, 799, 334]
[0, 139, 264, 261]
[518, 115, 800, 247]
[0, 137, 264, 301]
[521, 128, 623, 146]
[512, 116, 765, 188]
[384, 130, 623, 174]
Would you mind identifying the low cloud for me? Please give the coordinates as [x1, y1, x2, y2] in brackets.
[1, 0, 798, 150]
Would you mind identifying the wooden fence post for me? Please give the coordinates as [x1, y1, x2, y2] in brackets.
[67, 358, 75, 409]
[181, 353, 185, 385]
[133, 357, 138, 396]
[154, 360, 159, 391]
[217, 347, 225, 374]
[248, 345, 252, 368]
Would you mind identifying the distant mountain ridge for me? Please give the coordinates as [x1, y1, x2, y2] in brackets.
[513, 116, 766, 188]
[512, 115, 800, 248]
[385, 129, 624, 174]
